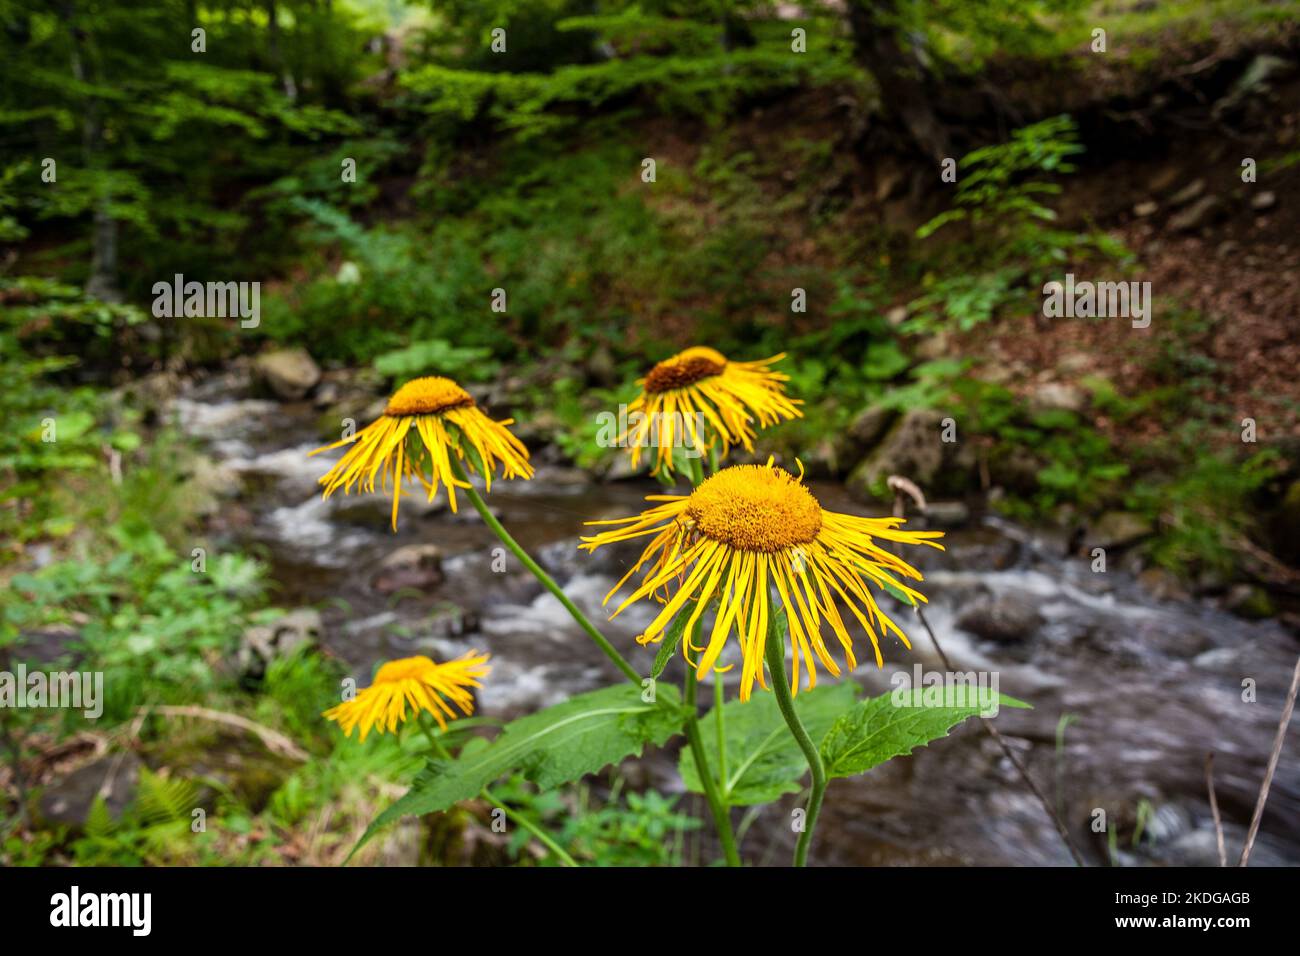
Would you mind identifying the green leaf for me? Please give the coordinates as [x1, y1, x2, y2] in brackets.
[681, 682, 859, 806]
[136, 767, 200, 826]
[83, 795, 115, 838]
[820, 688, 1031, 779]
[354, 684, 688, 853]
[47, 410, 96, 442]
[110, 430, 142, 452]
[651, 605, 691, 678]
[879, 579, 919, 607]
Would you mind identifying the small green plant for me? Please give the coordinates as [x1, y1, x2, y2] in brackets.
[491, 775, 701, 867]
[72, 769, 203, 866]
[917, 115, 1084, 246]
[2, 528, 269, 724]
[373, 339, 501, 383]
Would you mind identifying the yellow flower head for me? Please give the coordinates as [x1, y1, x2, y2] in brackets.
[580, 461, 944, 700]
[621, 347, 800, 476]
[323, 651, 491, 741]
[311, 376, 532, 529]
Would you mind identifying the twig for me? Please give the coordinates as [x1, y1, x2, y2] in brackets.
[1205, 752, 1227, 867]
[887, 475, 927, 514]
[1238, 653, 1300, 866]
[1227, 531, 1300, 587]
[137, 705, 309, 761]
[1174, 50, 1225, 77]
[890, 479, 1088, 867]
[912, 605, 1087, 867]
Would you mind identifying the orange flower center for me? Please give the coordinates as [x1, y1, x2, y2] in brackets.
[644, 346, 727, 394]
[373, 655, 438, 684]
[685, 464, 822, 552]
[385, 377, 475, 417]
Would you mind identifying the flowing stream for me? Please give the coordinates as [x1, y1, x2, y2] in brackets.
[173, 371, 1300, 866]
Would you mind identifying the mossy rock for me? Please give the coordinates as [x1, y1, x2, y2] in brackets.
[147, 728, 299, 813]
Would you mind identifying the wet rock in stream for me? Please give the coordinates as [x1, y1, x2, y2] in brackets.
[956, 595, 1045, 644]
[371, 544, 446, 594]
[237, 608, 322, 680]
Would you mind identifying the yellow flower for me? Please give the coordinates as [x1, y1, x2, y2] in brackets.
[580, 462, 944, 700]
[621, 347, 800, 476]
[323, 652, 491, 741]
[310, 376, 532, 529]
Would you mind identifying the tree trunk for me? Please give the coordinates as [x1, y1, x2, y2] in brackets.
[846, 1, 952, 165]
[85, 205, 121, 302]
[266, 1, 298, 101]
[64, 1, 123, 302]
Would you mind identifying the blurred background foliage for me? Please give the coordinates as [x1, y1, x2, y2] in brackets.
[3, 0, 1299, 864]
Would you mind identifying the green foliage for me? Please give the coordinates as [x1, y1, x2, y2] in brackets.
[821, 689, 1031, 779]
[493, 775, 701, 867]
[259, 141, 668, 364]
[0, 0, 377, 293]
[558, 786, 699, 867]
[358, 683, 689, 850]
[258, 644, 347, 747]
[0, 277, 151, 551]
[900, 0, 1091, 68]
[2, 527, 268, 724]
[906, 267, 1024, 333]
[876, 361, 1131, 515]
[1131, 448, 1283, 577]
[402, 3, 856, 138]
[911, 116, 1125, 334]
[71, 768, 202, 866]
[680, 682, 858, 805]
[267, 732, 426, 832]
[373, 339, 501, 383]
[917, 115, 1084, 243]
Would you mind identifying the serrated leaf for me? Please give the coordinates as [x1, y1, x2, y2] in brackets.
[680, 682, 859, 806]
[820, 688, 1031, 779]
[354, 683, 687, 854]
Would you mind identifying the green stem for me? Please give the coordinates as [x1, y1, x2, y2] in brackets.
[684, 664, 742, 867]
[676, 446, 738, 866]
[714, 674, 727, 786]
[449, 457, 640, 684]
[763, 613, 826, 867]
[418, 717, 578, 868]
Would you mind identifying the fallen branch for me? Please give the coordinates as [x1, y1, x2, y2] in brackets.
[137, 705, 309, 762]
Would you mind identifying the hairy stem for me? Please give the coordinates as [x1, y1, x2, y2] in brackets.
[449, 458, 640, 684]
[764, 613, 826, 867]
[684, 662, 741, 867]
